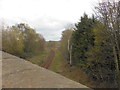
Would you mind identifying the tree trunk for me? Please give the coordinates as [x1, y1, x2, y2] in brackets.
[113, 45, 120, 88]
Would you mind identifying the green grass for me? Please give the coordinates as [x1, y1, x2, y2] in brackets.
[49, 50, 62, 72]
[28, 47, 96, 88]
[49, 49, 95, 88]
[28, 49, 49, 66]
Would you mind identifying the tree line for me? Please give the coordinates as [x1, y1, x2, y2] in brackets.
[2, 23, 45, 58]
[60, 0, 120, 88]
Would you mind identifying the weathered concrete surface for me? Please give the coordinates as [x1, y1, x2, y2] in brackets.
[0, 51, 2, 90]
[2, 52, 91, 88]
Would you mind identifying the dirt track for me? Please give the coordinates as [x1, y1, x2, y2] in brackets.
[41, 49, 55, 69]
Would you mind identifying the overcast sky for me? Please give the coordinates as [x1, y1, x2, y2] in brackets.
[0, 0, 97, 41]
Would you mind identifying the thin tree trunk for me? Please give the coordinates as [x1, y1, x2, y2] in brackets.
[113, 45, 120, 88]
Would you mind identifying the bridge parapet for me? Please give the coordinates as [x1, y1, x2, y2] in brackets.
[2, 52, 91, 89]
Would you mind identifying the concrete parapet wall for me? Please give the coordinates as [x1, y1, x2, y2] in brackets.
[2, 52, 91, 89]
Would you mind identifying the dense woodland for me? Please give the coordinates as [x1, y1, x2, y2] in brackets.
[2, 24, 45, 58]
[2, 0, 120, 88]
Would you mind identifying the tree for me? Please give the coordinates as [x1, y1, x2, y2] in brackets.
[2, 23, 46, 58]
[2, 26, 24, 56]
[95, 0, 120, 87]
[60, 29, 73, 61]
[17, 23, 46, 58]
[71, 14, 97, 68]
[86, 23, 116, 87]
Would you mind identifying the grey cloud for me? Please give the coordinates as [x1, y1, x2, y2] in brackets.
[32, 17, 73, 41]
[1, 16, 74, 41]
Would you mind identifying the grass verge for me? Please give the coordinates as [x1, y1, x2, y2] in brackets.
[27, 49, 49, 66]
[49, 49, 96, 88]
[49, 49, 62, 72]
